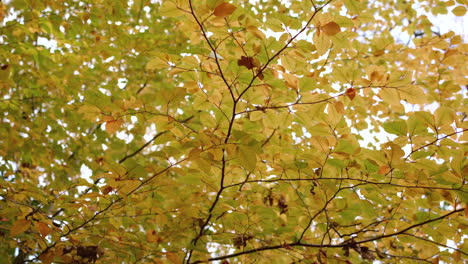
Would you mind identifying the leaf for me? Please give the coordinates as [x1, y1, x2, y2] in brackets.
[35, 222, 53, 237]
[105, 118, 124, 134]
[146, 229, 161, 243]
[383, 120, 407, 136]
[0, 64, 10, 81]
[238, 145, 257, 172]
[214, 2, 237, 17]
[117, 180, 140, 195]
[345, 88, 356, 100]
[434, 107, 455, 128]
[237, 56, 256, 69]
[10, 219, 31, 237]
[378, 166, 391, 175]
[334, 138, 358, 154]
[246, 26, 266, 40]
[166, 252, 182, 264]
[452, 5, 467, 16]
[0, 4, 5, 22]
[146, 57, 167, 71]
[322, 22, 341, 36]
[78, 105, 102, 121]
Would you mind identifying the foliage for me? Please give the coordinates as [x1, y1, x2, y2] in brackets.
[0, 0, 467, 263]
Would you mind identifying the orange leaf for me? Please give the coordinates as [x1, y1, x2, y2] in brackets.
[214, 2, 237, 17]
[35, 222, 53, 237]
[322, 22, 341, 36]
[378, 166, 391, 175]
[105, 118, 124, 134]
[345, 88, 356, 100]
[10, 219, 31, 237]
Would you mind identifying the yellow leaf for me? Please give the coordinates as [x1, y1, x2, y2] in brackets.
[78, 105, 102, 121]
[214, 2, 237, 17]
[105, 118, 124, 134]
[117, 180, 140, 195]
[434, 107, 455, 128]
[35, 222, 53, 237]
[452, 5, 467, 16]
[146, 57, 167, 71]
[313, 31, 331, 55]
[322, 22, 341, 36]
[188, 147, 202, 160]
[167, 68, 185, 76]
[10, 219, 31, 237]
[246, 26, 266, 40]
[383, 142, 405, 164]
[238, 145, 257, 172]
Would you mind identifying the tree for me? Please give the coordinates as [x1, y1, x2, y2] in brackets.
[0, 0, 467, 263]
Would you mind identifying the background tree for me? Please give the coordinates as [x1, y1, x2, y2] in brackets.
[0, 0, 467, 263]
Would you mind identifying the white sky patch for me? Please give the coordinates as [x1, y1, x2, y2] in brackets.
[77, 164, 93, 192]
[117, 78, 128, 89]
[37, 37, 58, 51]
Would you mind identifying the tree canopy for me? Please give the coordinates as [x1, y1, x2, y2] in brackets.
[1, 0, 467, 263]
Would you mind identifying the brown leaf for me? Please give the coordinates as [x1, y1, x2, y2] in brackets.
[238, 56, 255, 69]
[39, 251, 55, 264]
[102, 185, 113, 195]
[322, 22, 341, 36]
[10, 219, 31, 237]
[214, 2, 237, 17]
[345, 88, 356, 100]
[282, 243, 292, 250]
[35, 222, 53, 237]
[257, 70, 264, 80]
[146, 229, 162, 243]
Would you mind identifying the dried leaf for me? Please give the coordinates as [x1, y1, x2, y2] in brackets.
[214, 2, 237, 17]
[322, 21, 341, 36]
[35, 222, 53, 237]
[345, 87, 356, 100]
[10, 219, 31, 237]
[105, 118, 124, 134]
[237, 56, 255, 69]
[146, 229, 161, 243]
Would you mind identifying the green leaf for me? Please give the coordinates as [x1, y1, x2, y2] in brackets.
[383, 120, 407, 136]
